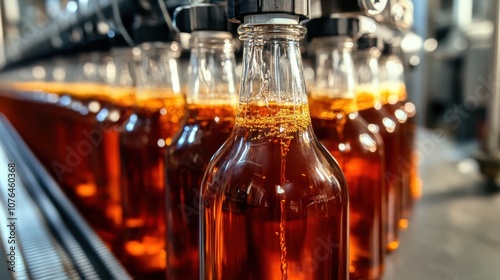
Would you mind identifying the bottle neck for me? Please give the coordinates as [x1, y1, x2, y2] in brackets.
[379, 54, 407, 103]
[106, 48, 137, 105]
[354, 47, 383, 109]
[58, 53, 107, 99]
[236, 23, 311, 135]
[310, 37, 358, 115]
[135, 42, 182, 105]
[187, 31, 238, 107]
[110, 48, 137, 89]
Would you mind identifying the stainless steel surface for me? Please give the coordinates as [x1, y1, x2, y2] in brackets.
[475, 0, 500, 181]
[0, 146, 80, 279]
[486, 0, 500, 158]
[316, 0, 388, 16]
[384, 130, 500, 279]
[361, 0, 388, 15]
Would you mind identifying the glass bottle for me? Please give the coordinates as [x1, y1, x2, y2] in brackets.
[55, 53, 107, 204]
[354, 37, 402, 252]
[40, 58, 82, 189]
[308, 31, 385, 279]
[166, 27, 238, 279]
[200, 17, 349, 280]
[87, 47, 137, 250]
[119, 42, 184, 278]
[379, 47, 418, 228]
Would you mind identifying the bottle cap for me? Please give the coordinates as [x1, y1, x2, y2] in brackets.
[382, 41, 393, 55]
[132, 15, 176, 44]
[227, 0, 310, 23]
[305, 16, 359, 40]
[357, 34, 381, 50]
[320, 0, 388, 16]
[107, 33, 130, 48]
[173, 3, 230, 33]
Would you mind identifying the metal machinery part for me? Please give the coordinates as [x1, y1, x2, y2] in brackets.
[319, 0, 388, 16]
[475, 0, 500, 187]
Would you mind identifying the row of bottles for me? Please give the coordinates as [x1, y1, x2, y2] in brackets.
[0, 2, 418, 279]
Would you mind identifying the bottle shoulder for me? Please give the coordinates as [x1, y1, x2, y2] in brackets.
[167, 122, 233, 168]
[169, 118, 234, 149]
[95, 105, 132, 126]
[358, 106, 401, 135]
[312, 114, 383, 157]
[201, 131, 348, 205]
[120, 112, 156, 134]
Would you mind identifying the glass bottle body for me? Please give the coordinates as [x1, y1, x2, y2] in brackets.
[166, 104, 235, 279]
[0, 81, 66, 176]
[120, 97, 184, 277]
[51, 53, 122, 248]
[356, 91, 401, 252]
[0, 58, 103, 184]
[403, 100, 419, 203]
[89, 95, 133, 249]
[119, 42, 184, 278]
[380, 54, 418, 226]
[355, 48, 403, 252]
[46, 54, 108, 203]
[166, 34, 238, 280]
[0, 66, 71, 178]
[310, 99, 384, 279]
[88, 49, 137, 249]
[53, 62, 110, 210]
[310, 38, 384, 280]
[382, 84, 418, 225]
[200, 24, 349, 280]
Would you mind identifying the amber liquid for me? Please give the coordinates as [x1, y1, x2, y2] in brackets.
[88, 88, 135, 250]
[0, 83, 128, 244]
[0, 83, 73, 175]
[165, 103, 236, 280]
[54, 85, 113, 214]
[119, 94, 184, 278]
[68, 102, 105, 199]
[21, 83, 106, 201]
[201, 102, 348, 280]
[404, 101, 420, 202]
[0, 85, 64, 173]
[382, 85, 418, 226]
[357, 92, 402, 252]
[1, 83, 108, 204]
[310, 96, 384, 280]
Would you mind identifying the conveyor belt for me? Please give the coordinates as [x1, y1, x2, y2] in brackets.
[0, 114, 131, 279]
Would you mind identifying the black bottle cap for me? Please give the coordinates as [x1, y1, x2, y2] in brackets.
[382, 41, 393, 55]
[107, 33, 130, 48]
[132, 15, 176, 44]
[227, 0, 310, 23]
[305, 16, 359, 40]
[320, 0, 388, 16]
[173, 3, 229, 33]
[357, 34, 381, 50]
